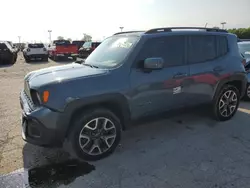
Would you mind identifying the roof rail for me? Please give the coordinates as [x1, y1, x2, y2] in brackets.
[113, 31, 145, 35]
[145, 27, 228, 34]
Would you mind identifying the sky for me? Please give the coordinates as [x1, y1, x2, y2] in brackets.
[1, 0, 249, 43]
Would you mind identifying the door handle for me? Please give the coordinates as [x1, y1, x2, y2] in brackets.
[173, 73, 188, 78]
[213, 66, 223, 72]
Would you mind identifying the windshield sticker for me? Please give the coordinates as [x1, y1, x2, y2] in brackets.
[111, 38, 133, 49]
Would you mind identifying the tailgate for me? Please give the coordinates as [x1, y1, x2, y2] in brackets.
[56, 45, 78, 54]
[29, 48, 46, 54]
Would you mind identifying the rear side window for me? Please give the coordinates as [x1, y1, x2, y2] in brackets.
[136, 36, 185, 67]
[217, 36, 228, 57]
[188, 35, 216, 64]
[28, 43, 44, 48]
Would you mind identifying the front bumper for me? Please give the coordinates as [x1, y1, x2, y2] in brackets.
[20, 90, 64, 147]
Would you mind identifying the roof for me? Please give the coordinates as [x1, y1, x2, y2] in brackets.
[113, 27, 228, 36]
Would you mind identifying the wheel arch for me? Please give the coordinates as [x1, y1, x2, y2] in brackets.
[62, 93, 131, 138]
[212, 73, 247, 100]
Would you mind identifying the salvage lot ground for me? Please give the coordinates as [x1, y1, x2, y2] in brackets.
[1, 53, 250, 187]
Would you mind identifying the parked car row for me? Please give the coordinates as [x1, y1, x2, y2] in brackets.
[20, 40, 102, 63]
[20, 27, 248, 161]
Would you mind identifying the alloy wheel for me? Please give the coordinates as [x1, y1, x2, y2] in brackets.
[78, 117, 116, 156]
[218, 90, 238, 117]
[247, 85, 250, 99]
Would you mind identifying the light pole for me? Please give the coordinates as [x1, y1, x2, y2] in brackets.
[221, 22, 226, 29]
[18, 36, 21, 44]
[119, 27, 124, 32]
[204, 23, 208, 28]
[48, 30, 52, 43]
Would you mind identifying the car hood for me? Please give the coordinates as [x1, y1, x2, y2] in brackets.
[25, 63, 108, 88]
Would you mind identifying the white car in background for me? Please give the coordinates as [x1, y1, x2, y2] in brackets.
[23, 43, 48, 62]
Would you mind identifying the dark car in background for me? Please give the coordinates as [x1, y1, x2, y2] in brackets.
[0, 41, 17, 65]
[78, 41, 101, 58]
[238, 41, 250, 99]
[72, 40, 85, 50]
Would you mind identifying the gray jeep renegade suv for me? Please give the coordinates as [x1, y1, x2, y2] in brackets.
[20, 27, 247, 161]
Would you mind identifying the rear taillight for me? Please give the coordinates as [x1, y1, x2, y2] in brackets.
[242, 59, 246, 66]
[27, 48, 30, 52]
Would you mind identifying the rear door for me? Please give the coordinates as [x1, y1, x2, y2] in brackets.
[129, 35, 190, 118]
[186, 35, 229, 105]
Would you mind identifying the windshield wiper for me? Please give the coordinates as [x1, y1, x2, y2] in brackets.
[82, 63, 99, 68]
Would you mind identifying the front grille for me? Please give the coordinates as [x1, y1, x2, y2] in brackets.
[21, 90, 36, 112]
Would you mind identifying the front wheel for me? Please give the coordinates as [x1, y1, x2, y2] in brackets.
[212, 85, 240, 121]
[69, 108, 122, 161]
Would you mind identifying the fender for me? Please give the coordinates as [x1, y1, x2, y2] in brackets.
[212, 72, 247, 100]
[56, 93, 131, 138]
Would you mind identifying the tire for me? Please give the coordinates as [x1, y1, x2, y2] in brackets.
[69, 108, 122, 161]
[52, 55, 58, 61]
[43, 56, 49, 62]
[244, 84, 250, 101]
[72, 56, 77, 61]
[212, 84, 240, 121]
[25, 57, 31, 63]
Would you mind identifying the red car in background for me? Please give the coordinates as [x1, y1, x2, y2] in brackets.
[48, 40, 78, 61]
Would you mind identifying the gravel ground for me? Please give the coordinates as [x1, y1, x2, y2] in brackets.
[1, 53, 250, 187]
[0, 54, 70, 174]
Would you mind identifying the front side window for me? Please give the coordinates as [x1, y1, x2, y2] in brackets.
[84, 36, 139, 68]
[136, 36, 185, 68]
[188, 35, 216, 64]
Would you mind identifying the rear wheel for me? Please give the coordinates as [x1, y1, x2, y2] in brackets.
[52, 55, 58, 61]
[43, 56, 49, 62]
[25, 56, 31, 63]
[69, 108, 122, 161]
[72, 56, 77, 61]
[244, 84, 250, 100]
[212, 85, 240, 121]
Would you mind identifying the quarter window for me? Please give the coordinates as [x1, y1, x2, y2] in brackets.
[217, 36, 228, 57]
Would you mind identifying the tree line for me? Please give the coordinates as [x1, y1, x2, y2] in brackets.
[227, 27, 250, 39]
[57, 34, 92, 42]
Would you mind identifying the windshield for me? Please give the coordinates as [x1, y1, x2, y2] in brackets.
[53, 40, 71, 45]
[84, 36, 139, 68]
[28, 43, 44, 48]
[82, 41, 92, 49]
[238, 42, 250, 59]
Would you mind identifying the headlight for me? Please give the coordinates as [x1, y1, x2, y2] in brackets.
[36, 92, 42, 104]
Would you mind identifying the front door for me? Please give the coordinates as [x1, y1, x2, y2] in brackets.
[128, 35, 190, 119]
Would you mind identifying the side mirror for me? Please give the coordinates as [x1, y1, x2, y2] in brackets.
[144, 57, 164, 70]
[48, 44, 51, 47]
